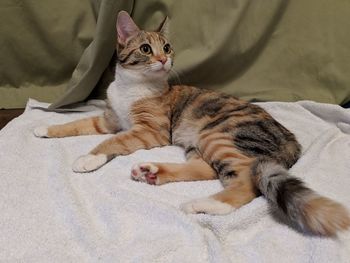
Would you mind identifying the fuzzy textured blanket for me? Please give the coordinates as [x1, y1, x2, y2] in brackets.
[1, 99, 350, 262]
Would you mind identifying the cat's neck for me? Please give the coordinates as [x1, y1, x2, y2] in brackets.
[114, 64, 168, 94]
[107, 64, 168, 130]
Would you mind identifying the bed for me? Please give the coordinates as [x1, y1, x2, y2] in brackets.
[1, 98, 349, 262]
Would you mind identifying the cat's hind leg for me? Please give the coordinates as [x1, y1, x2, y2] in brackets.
[131, 154, 216, 185]
[181, 133, 258, 215]
[181, 161, 257, 215]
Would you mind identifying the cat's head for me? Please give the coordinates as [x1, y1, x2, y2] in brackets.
[116, 11, 173, 80]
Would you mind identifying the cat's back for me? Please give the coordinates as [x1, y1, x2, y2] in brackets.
[168, 85, 262, 145]
[168, 85, 260, 122]
[168, 85, 300, 168]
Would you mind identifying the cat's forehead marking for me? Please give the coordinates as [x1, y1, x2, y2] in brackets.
[145, 32, 167, 45]
[131, 31, 166, 45]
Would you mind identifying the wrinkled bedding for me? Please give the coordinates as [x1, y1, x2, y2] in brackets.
[1, 99, 350, 262]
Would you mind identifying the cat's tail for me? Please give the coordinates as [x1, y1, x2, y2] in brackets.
[253, 159, 350, 236]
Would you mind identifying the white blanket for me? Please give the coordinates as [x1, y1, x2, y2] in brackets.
[1, 99, 350, 262]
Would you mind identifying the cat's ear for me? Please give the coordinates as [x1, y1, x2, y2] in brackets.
[157, 16, 169, 37]
[116, 11, 140, 45]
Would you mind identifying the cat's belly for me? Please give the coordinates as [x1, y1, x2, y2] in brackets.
[172, 121, 199, 148]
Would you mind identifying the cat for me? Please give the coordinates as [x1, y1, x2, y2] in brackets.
[34, 11, 350, 236]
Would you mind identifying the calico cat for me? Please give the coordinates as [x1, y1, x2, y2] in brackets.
[34, 11, 350, 236]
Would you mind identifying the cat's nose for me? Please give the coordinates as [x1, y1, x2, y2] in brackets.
[157, 57, 167, 65]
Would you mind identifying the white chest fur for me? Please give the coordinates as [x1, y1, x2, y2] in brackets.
[107, 82, 153, 130]
[107, 66, 166, 131]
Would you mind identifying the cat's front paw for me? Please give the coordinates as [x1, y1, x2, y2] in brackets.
[34, 126, 49, 138]
[72, 154, 108, 173]
[131, 163, 159, 185]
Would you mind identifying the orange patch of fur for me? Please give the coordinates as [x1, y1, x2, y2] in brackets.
[213, 180, 256, 209]
[46, 116, 116, 138]
[154, 158, 216, 185]
[213, 162, 257, 208]
[302, 196, 350, 236]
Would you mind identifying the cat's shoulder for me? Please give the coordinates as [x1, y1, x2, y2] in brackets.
[170, 85, 199, 92]
[170, 85, 239, 101]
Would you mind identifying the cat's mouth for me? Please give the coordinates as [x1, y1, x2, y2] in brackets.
[153, 67, 167, 72]
[150, 66, 170, 75]
[149, 61, 171, 74]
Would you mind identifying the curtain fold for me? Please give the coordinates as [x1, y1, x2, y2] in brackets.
[49, 0, 133, 109]
[1, 0, 350, 109]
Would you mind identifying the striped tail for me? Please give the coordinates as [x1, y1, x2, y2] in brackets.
[253, 159, 350, 236]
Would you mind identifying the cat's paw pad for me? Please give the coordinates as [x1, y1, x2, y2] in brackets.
[131, 163, 159, 185]
[72, 154, 108, 173]
[34, 126, 49, 138]
[180, 198, 235, 215]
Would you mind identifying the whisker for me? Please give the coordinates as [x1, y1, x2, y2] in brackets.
[169, 69, 183, 85]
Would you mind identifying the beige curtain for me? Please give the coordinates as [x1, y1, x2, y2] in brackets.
[1, 0, 350, 109]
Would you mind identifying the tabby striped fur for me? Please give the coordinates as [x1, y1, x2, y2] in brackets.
[34, 11, 350, 236]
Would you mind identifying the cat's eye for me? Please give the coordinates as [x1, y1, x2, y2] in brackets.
[140, 44, 152, 54]
[163, 44, 171, 54]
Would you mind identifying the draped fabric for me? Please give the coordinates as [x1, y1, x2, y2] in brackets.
[1, 0, 350, 109]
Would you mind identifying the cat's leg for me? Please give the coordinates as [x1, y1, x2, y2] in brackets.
[131, 153, 216, 185]
[73, 127, 169, 172]
[181, 133, 258, 215]
[34, 108, 120, 138]
[34, 116, 118, 138]
[181, 162, 256, 214]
